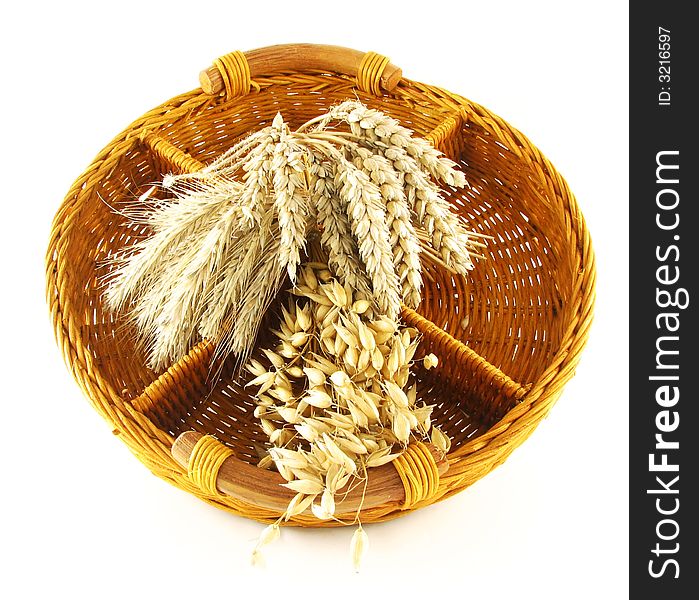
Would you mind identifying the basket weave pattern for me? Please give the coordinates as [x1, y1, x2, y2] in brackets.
[46, 45, 595, 525]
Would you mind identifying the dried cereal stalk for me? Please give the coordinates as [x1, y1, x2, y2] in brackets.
[329, 100, 467, 186]
[197, 214, 275, 346]
[309, 159, 373, 298]
[246, 264, 448, 566]
[238, 130, 278, 226]
[334, 157, 401, 319]
[330, 101, 479, 275]
[272, 139, 310, 282]
[105, 102, 482, 370]
[347, 146, 423, 307]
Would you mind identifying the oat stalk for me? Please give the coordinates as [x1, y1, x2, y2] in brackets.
[246, 264, 450, 567]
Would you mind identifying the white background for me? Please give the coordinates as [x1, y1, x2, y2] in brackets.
[1, 1, 628, 598]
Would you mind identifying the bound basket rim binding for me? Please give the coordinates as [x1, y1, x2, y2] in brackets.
[46, 43, 595, 526]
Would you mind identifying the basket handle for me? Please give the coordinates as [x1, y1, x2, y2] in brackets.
[199, 44, 402, 96]
[172, 431, 447, 515]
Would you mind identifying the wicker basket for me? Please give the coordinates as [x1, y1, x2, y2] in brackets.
[46, 44, 595, 525]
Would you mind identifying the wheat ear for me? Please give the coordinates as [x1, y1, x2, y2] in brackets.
[334, 156, 401, 319]
[309, 157, 372, 299]
[272, 136, 310, 283]
[347, 145, 423, 308]
[331, 100, 467, 187]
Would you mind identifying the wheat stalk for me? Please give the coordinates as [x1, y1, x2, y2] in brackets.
[238, 130, 278, 226]
[348, 146, 423, 308]
[309, 158, 373, 298]
[334, 156, 401, 319]
[334, 102, 479, 274]
[105, 101, 483, 370]
[272, 137, 310, 283]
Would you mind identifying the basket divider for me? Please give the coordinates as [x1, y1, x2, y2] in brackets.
[143, 133, 205, 175]
[131, 340, 215, 433]
[402, 305, 529, 424]
[424, 109, 468, 156]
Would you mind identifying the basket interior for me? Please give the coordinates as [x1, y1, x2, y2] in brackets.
[61, 79, 574, 463]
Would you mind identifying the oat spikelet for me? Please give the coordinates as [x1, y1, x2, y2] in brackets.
[247, 264, 440, 549]
[423, 353, 439, 369]
[251, 522, 280, 567]
[350, 525, 369, 573]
